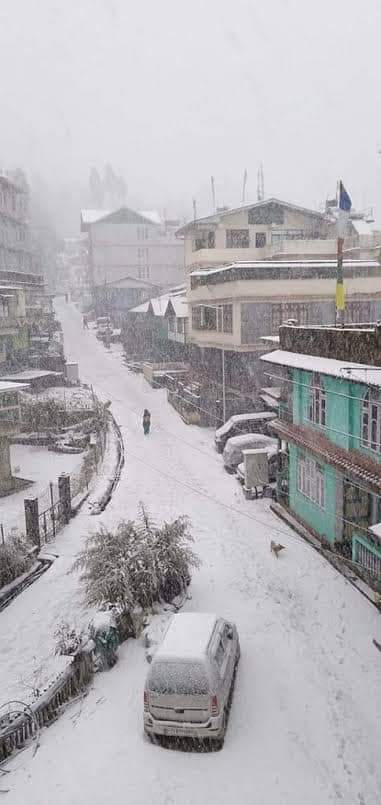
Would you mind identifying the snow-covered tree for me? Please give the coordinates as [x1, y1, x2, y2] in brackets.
[0, 535, 34, 588]
[72, 505, 200, 613]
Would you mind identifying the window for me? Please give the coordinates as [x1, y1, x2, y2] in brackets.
[255, 232, 266, 248]
[362, 390, 381, 452]
[271, 229, 306, 244]
[192, 305, 216, 331]
[297, 454, 325, 507]
[308, 374, 326, 426]
[192, 230, 215, 251]
[226, 229, 249, 248]
[192, 304, 232, 333]
[220, 304, 233, 334]
[271, 302, 308, 332]
[346, 301, 371, 324]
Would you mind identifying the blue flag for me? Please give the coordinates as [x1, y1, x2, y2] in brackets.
[339, 181, 352, 212]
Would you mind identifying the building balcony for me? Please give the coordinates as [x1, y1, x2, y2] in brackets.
[272, 417, 381, 494]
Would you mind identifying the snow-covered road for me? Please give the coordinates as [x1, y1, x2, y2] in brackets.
[3, 299, 381, 805]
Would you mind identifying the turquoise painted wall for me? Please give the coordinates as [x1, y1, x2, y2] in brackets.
[288, 444, 338, 543]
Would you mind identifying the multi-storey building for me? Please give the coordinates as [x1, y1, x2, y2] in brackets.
[80, 208, 185, 300]
[0, 172, 34, 274]
[261, 323, 381, 583]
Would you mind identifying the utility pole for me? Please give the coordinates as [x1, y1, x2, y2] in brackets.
[241, 169, 248, 205]
[211, 176, 216, 214]
[222, 347, 226, 423]
[192, 198, 197, 221]
[257, 163, 264, 201]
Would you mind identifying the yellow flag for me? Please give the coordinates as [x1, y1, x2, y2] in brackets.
[336, 280, 345, 311]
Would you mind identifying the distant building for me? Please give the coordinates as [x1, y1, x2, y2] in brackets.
[0, 171, 34, 275]
[93, 275, 156, 323]
[262, 323, 381, 584]
[80, 208, 184, 299]
[0, 379, 29, 495]
[176, 198, 338, 272]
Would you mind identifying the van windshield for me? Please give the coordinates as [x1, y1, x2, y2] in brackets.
[148, 662, 209, 695]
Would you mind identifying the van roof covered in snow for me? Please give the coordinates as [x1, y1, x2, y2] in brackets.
[154, 613, 217, 662]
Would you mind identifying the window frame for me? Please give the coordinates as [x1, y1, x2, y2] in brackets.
[308, 373, 326, 427]
[362, 390, 381, 453]
[225, 229, 250, 249]
[297, 453, 325, 508]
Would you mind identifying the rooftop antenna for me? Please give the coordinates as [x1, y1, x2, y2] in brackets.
[257, 163, 264, 201]
[241, 169, 248, 204]
[192, 198, 197, 221]
[211, 176, 216, 213]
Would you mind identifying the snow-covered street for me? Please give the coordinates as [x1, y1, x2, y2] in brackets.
[2, 299, 381, 805]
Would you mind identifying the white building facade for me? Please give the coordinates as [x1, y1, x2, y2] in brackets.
[0, 172, 33, 274]
[81, 207, 184, 291]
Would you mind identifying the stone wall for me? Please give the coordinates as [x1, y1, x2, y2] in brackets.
[279, 323, 381, 365]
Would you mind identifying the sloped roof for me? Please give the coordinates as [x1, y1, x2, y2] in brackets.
[176, 197, 328, 236]
[190, 259, 380, 278]
[81, 207, 162, 229]
[166, 296, 188, 318]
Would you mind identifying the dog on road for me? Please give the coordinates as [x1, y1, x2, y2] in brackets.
[270, 540, 286, 558]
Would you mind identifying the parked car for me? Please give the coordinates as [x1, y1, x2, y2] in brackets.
[223, 433, 278, 473]
[144, 612, 240, 747]
[215, 411, 276, 453]
[96, 316, 112, 340]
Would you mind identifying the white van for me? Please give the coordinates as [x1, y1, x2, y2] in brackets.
[144, 612, 240, 746]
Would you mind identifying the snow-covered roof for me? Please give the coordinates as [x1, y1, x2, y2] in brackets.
[261, 386, 282, 399]
[0, 380, 29, 393]
[166, 297, 188, 318]
[0, 369, 63, 382]
[149, 296, 171, 317]
[80, 209, 111, 225]
[260, 335, 280, 344]
[190, 259, 380, 279]
[139, 210, 162, 225]
[176, 197, 328, 235]
[130, 300, 150, 313]
[261, 350, 381, 389]
[155, 613, 217, 661]
[216, 411, 275, 439]
[351, 219, 376, 236]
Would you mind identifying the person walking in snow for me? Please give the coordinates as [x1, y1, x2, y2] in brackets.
[143, 409, 151, 435]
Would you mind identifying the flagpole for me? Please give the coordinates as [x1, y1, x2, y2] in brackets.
[335, 180, 351, 328]
[336, 235, 344, 327]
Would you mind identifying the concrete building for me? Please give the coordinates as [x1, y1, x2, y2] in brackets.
[262, 323, 381, 584]
[186, 258, 381, 416]
[0, 285, 28, 368]
[0, 172, 34, 275]
[80, 208, 184, 297]
[0, 379, 29, 495]
[176, 198, 338, 272]
[93, 275, 156, 323]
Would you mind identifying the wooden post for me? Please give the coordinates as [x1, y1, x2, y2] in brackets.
[24, 497, 40, 549]
[58, 474, 72, 524]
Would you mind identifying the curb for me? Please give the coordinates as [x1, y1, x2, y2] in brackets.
[89, 413, 124, 515]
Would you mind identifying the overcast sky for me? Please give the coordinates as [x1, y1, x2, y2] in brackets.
[1, 0, 381, 233]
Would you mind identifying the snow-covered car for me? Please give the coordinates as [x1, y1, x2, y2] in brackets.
[223, 433, 278, 474]
[215, 411, 276, 453]
[96, 316, 112, 339]
[144, 612, 240, 747]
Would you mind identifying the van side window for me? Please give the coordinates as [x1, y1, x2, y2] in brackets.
[215, 638, 225, 671]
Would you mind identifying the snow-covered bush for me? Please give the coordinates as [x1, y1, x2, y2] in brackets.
[72, 505, 200, 614]
[54, 621, 85, 656]
[0, 535, 34, 589]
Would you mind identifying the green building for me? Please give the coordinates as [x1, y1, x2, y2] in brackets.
[262, 324, 381, 582]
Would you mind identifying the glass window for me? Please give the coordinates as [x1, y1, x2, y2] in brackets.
[226, 229, 249, 248]
[255, 232, 266, 248]
[148, 662, 209, 695]
[308, 374, 326, 426]
[297, 453, 325, 508]
[362, 391, 381, 452]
